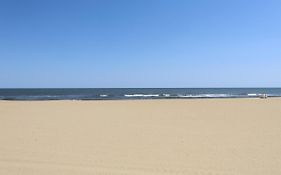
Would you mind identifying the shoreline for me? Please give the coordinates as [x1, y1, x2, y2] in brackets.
[0, 96, 280, 102]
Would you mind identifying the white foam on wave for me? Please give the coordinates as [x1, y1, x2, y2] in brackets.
[163, 94, 171, 97]
[100, 94, 108, 97]
[124, 94, 160, 97]
[177, 94, 233, 98]
[203, 94, 231, 97]
[247, 94, 258, 96]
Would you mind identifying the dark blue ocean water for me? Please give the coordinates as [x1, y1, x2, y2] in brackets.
[0, 88, 280, 100]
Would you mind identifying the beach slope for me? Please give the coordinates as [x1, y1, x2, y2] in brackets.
[0, 99, 281, 175]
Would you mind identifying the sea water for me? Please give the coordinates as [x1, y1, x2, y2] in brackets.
[0, 88, 280, 100]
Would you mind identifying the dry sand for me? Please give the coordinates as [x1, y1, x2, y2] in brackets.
[0, 99, 281, 175]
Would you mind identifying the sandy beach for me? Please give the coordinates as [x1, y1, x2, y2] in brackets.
[0, 98, 281, 175]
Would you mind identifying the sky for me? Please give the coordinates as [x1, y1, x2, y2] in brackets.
[0, 0, 281, 88]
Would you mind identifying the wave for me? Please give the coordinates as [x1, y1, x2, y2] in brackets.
[124, 93, 240, 98]
[163, 94, 171, 97]
[124, 94, 160, 97]
[247, 93, 258, 97]
[175, 94, 236, 98]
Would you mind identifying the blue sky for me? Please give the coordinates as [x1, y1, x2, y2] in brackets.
[0, 0, 281, 88]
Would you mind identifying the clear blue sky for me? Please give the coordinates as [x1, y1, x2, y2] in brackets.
[0, 0, 281, 88]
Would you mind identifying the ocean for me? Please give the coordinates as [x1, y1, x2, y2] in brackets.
[0, 88, 281, 100]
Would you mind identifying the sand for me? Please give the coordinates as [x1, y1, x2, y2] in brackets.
[0, 98, 281, 175]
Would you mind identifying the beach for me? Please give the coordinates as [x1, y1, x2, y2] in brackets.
[0, 99, 281, 175]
